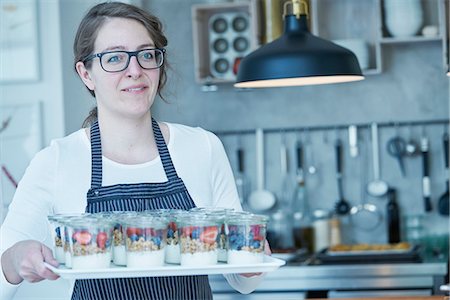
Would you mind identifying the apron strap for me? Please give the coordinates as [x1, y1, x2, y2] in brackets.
[90, 121, 103, 188]
[152, 118, 179, 181]
[89, 119, 179, 189]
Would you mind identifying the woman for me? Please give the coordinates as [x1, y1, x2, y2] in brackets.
[1, 2, 266, 299]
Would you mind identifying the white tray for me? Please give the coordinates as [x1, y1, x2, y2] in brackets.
[44, 255, 285, 280]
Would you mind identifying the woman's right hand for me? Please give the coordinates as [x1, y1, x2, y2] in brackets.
[1, 240, 59, 284]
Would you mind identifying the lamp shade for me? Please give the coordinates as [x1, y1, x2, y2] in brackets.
[234, 14, 364, 88]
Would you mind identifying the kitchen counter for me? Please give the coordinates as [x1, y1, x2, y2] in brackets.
[210, 262, 448, 295]
[310, 297, 446, 300]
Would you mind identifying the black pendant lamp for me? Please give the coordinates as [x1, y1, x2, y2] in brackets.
[234, 0, 364, 88]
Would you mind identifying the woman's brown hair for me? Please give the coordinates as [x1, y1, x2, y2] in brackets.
[74, 2, 168, 127]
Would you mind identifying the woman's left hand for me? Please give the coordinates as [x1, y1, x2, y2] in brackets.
[239, 240, 271, 278]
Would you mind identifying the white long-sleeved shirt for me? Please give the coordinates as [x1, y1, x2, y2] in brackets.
[1, 122, 264, 299]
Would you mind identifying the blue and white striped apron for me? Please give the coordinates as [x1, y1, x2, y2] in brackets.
[71, 119, 213, 300]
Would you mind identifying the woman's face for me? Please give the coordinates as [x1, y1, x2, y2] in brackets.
[78, 18, 161, 120]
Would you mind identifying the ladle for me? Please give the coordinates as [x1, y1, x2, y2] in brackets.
[248, 128, 276, 211]
[334, 138, 350, 215]
[367, 123, 389, 197]
[350, 134, 382, 230]
[438, 132, 449, 215]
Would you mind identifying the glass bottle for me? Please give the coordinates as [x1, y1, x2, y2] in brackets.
[291, 142, 314, 254]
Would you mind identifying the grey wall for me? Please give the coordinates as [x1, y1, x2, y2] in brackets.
[60, 0, 449, 245]
[147, 0, 450, 245]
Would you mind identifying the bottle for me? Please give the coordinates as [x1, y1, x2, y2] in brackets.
[291, 141, 314, 254]
[387, 188, 401, 243]
[312, 210, 330, 252]
[329, 217, 341, 246]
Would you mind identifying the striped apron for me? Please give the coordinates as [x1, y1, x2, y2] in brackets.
[71, 119, 213, 300]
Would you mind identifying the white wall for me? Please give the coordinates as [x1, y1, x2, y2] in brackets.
[0, 1, 67, 299]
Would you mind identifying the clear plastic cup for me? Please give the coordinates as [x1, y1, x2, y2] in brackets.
[124, 216, 167, 268]
[47, 215, 66, 264]
[190, 207, 238, 262]
[178, 214, 220, 266]
[226, 214, 268, 264]
[47, 213, 91, 266]
[66, 218, 114, 269]
[96, 211, 137, 266]
[164, 210, 188, 264]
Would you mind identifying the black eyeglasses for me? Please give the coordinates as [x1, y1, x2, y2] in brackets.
[83, 48, 165, 72]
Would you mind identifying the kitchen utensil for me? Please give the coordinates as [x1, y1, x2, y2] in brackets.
[348, 125, 358, 157]
[420, 136, 432, 212]
[350, 134, 381, 230]
[405, 125, 419, 156]
[387, 188, 401, 243]
[438, 132, 449, 216]
[305, 130, 317, 175]
[367, 123, 389, 197]
[248, 128, 276, 211]
[386, 136, 407, 177]
[334, 139, 351, 215]
[278, 133, 291, 208]
[235, 145, 248, 207]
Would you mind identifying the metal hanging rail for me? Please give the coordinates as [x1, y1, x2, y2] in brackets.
[214, 118, 450, 136]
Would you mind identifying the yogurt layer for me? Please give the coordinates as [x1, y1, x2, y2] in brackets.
[180, 250, 218, 266]
[71, 252, 111, 269]
[127, 249, 165, 268]
[227, 250, 264, 264]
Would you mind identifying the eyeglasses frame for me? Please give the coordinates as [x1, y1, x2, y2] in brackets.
[83, 48, 166, 73]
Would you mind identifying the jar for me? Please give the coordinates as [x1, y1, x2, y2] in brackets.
[124, 216, 168, 268]
[66, 218, 114, 269]
[226, 214, 268, 264]
[47, 213, 91, 266]
[190, 207, 238, 262]
[312, 210, 330, 252]
[164, 209, 188, 264]
[177, 214, 220, 266]
[96, 211, 137, 266]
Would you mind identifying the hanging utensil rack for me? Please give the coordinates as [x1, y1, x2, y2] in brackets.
[214, 118, 449, 136]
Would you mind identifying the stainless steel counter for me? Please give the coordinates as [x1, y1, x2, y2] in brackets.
[210, 262, 448, 295]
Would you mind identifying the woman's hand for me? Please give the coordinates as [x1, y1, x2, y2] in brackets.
[1, 240, 59, 284]
[239, 240, 272, 278]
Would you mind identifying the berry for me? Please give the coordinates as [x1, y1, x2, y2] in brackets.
[252, 240, 261, 249]
[73, 231, 92, 245]
[200, 227, 218, 244]
[167, 228, 175, 238]
[152, 236, 161, 246]
[96, 232, 107, 249]
[126, 227, 142, 237]
[192, 228, 201, 239]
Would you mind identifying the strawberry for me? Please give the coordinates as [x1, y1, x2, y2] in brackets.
[182, 226, 194, 236]
[73, 230, 92, 245]
[200, 227, 218, 244]
[126, 227, 142, 237]
[96, 232, 107, 249]
[168, 221, 177, 231]
[145, 228, 156, 236]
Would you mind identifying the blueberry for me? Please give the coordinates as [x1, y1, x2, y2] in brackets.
[192, 228, 201, 239]
[152, 236, 161, 246]
[252, 240, 261, 249]
[130, 234, 139, 242]
[167, 228, 174, 238]
[229, 234, 237, 242]
[55, 227, 61, 237]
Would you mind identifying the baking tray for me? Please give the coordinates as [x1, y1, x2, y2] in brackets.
[44, 255, 285, 280]
[315, 245, 421, 264]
